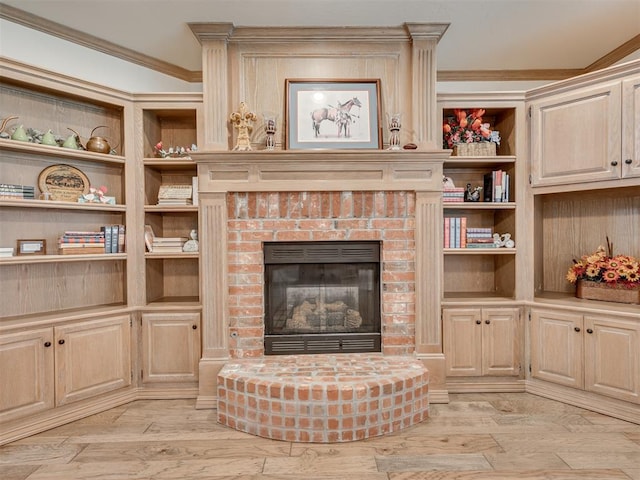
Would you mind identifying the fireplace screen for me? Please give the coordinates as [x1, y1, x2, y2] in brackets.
[264, 241, 381, 354]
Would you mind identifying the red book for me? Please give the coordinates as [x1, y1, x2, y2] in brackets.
[444, 217, 450, 248]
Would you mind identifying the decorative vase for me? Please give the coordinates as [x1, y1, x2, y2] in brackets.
[575, 280, 640, 304]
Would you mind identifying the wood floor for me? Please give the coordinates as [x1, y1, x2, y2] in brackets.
[1, 392, 639, 480]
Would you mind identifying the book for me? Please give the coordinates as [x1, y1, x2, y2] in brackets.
[144, 225, 155, 252]
[460, 217, 467, 248]
[117, 224, 126, 253]
[192, 176, 199, 206]
[444, 217, 450, 248]
[59, 246, 106, 255]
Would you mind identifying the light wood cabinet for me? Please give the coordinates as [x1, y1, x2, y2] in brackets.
[141, 312, 200, 383]
[0, 328, 54, 423]
[55, 315, 131, 405]
[443, 307, 521, 377]
[0, 315, 131, 422]
[529, 65, 640, 187]
[531, 308, 639, 404]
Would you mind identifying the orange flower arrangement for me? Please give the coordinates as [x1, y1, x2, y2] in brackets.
[442, 108, 501, 149]
[566, 243, 640, 288]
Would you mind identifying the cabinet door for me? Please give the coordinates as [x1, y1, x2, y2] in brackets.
[0, 328, 54, 422]
[481, 308, 521, 376]
[622, 74, 640, 179]
[530, 309, 583, 388]
[142, 312, 200, 383]
[584, 314, 640, 404]
[443, 308, 482, 376]
[55, 315, 131, 406]
[530, 80, 622, 186]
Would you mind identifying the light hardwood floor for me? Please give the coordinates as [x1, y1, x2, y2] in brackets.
[1, 393, 639, 480]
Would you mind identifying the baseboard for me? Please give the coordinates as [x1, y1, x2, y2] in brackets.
[526, 379, 640, 424]
[447, 379, 526, 394]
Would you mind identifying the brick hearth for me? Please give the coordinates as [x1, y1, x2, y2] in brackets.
[217, 353, 429, 442]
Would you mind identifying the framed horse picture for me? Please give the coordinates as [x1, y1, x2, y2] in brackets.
[285, 79, 382, 150]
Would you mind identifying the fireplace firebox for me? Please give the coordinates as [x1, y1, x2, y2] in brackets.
[264, 241, 381, 355]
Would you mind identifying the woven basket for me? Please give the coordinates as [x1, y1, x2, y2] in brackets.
[452, 142, 497, 157]
[576, 280, 640, 304]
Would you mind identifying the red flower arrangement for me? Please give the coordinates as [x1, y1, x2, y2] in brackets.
[566, 244, 640, 288]
[442, 108, 501, 149]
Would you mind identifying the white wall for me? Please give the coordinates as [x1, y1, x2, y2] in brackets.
[0, 20, 201, 94]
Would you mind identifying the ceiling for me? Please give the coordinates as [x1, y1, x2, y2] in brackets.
[2, 0, 639, 82]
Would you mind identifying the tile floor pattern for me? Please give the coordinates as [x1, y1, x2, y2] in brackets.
[1, 392, 639, 480]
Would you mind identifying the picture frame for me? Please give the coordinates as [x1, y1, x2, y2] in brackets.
[17, 239, 46, 256]
[285, 79, 382, 150]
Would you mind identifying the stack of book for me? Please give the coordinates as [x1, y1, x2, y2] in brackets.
[57, 225, 125, 255]
[150, 237, 188, 253]
[0, 183, 35, 200]
[442, 187, 465, 203]
[483, 170, 510, 202]
[466, 227, 496, 248]
[157, 184, 193, 206]
[0, 247, 14, 257]
[443, 217, 467, 248]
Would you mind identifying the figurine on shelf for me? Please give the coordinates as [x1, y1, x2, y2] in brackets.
[263, 113, 277, 150]
[154, 141, 197, 159]
[182, 229, 199, 252]
[443, 176, 456, 188]
[230, 102, 257, 151]
[493, 233, 515, 248]
[387, 113, 402, 151]
[79, 185, 115, 205]
[465, 183, 482, 202]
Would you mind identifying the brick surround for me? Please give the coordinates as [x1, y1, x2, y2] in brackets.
[226, 190, 416, 358]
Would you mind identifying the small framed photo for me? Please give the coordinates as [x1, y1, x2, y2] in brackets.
[17, 239, 46, 256]
[285, 79, 382, 150]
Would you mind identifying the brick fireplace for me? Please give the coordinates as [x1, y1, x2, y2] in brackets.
[188, 23, 451, 435]
[193, 150, 448, 402]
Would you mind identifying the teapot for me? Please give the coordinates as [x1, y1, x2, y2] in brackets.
[11, 124, 29, 142]
[85, 126, 115, 154]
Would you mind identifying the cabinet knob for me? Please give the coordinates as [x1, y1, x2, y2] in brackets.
[192, 324, 198, 330]
[611, 160, 618, 166]
[485, 320, 491, 324]
[58, 339, 65, 345]
[475, 320, 481, 325]
[574, 327, 581, 332]
[586, 328, 594, 334]
[625, 158, 633, 165]
[44, 341, 52, 347]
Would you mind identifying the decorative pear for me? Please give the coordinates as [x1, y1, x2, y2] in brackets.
[62, 134, 79, 149]
[41, 129, 57, 146]
[11, 125, 28, 142]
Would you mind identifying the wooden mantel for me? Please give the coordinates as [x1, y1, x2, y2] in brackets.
[192, 150, 448, 193]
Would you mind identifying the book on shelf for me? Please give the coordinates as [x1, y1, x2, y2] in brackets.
[0, 183, 35, 199]
[443, 216, 467, 249]
[192, 176, 199, 206]
[483, 170, 510, 202]
[157, 184, 193, 206]
[58, 225, 124, 254]
[144, 225, 187, 253]
[58, 246, 107, 255]
[0, 247, 15, 257]
[443, 187, 465, 203]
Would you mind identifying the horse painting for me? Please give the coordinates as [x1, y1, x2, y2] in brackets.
[310, 97, 362, 137]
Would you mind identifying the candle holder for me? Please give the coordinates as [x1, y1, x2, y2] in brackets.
[263, 113, 278, 150]
[387, 113, 402, 150]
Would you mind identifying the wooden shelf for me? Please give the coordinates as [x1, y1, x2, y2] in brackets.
[144, 205, 198, 213]
[445, 155, 516, 168]
[145, 252, 198, 259]
[0, 138, 125, 166]
[144, 297, 201, 308]
[143, 158, 196, 171]
[0, 198, 126, 212]
[444, 248, 516, 255]
[444, 202, 516, 210]
[0, 253, 126, 265]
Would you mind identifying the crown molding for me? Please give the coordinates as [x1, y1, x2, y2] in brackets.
[0, 3, 201, 83]
[1, 3, 637, 84]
